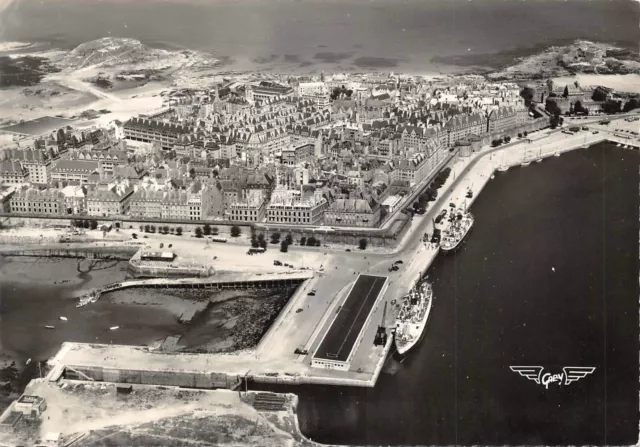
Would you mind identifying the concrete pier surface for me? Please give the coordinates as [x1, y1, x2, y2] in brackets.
[36, 116, 639, 390]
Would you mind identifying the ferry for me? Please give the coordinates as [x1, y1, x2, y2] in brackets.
[440, 210, 474, 254]
[394, 282, 433, 356]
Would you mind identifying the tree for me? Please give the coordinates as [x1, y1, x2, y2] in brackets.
[195, 227, 203, 238]
[90, 219, 98, 230]
[574, 100, 587, 114]
[523, 131, 528, 137]
[176, 227, 183, 236]
[623, 98, 639, 112]
[518, 133, 523, 138]
[139, 225, 144, 232]
[307, 236, 318, 246]
[211, 226, 219, 235]
[504, 136, 511, 143]
[285, 233, 293, 245]
[144, 224, 150, 233]
[424, 186, 438, 202]
[251, 234, 259, 248]
[203, 223, 212, 236]
[259, 239, 267, 249]
[230, 225, 241, 238]
[164, 226, 170, 234]
[132, 233, 137, 239]
[314, 239, 321, 247]
[359, 238, 368, 250]
[83, 219, 90, 229]
[189, 167, 196, 179]
[270, 232, 281, 244]
[300, 236, 307, 246]
[150, 225, 156, 233]
[602, 99, 622, 114]
[280, 240, 290, 253]
[160, 243, 164, 249]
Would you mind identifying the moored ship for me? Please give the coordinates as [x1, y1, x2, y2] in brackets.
[394, 282, 433, 356]
[440, 209, 474, 254]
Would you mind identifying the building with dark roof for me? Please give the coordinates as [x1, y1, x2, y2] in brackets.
[2, 148, 52, 184]
[10, 186, 65, 215]
[124, 117, 194, 149]
[0, 160, 29, 185]
[324, 198, 381, 228]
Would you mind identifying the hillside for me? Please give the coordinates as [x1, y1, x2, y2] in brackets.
[55, 37, 177, 70]
[488, 40, 640, 81]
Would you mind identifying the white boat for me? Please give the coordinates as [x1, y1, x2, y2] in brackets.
[497, 165, 509, 172]
[59, 316, 68, 321]
[490, 174, 495, 179]
[394, 282, 433, 356]
[109, 326, 119, 331]
[45, 325, 55, 329]
[440, 210, 474, 254]
[554, 152, 560, 157]
[521, 161, 531, 167]
[25, 359, 31, 366]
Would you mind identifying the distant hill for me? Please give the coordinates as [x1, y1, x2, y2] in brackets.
[487, 40, 640, 81]
[56, 37, 180, 71]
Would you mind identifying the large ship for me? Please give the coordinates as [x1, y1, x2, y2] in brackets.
[394, 282, 433, 356]
[440, 208, 474, 254]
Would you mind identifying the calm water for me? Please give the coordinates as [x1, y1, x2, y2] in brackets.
[0, 260, 183, 362]
[254, 143, 639, 445]
[1, 0, 638, 73]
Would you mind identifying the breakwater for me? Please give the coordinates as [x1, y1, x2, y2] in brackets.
[0, 247, 136, 260]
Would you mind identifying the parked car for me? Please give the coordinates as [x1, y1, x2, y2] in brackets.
[273, 260, 282, 266]
[394, 260, 404, 264]
[307, 291, 316, 296]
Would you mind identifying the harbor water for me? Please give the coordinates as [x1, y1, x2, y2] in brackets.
[253, 142, 639, 445]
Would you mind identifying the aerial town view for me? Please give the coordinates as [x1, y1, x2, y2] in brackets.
[0, 0, 638, 446]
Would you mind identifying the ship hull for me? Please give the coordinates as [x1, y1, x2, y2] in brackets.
[395, 294, 432, 356]
[440, 219, 473, 254]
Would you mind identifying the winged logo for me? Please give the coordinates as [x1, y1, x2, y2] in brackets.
[509, 366, 543, 384]
[563, 366, 596, 385]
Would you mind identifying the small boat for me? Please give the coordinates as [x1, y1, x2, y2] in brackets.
[497, 166, 509, 172]
[521, 161, 531, 167]
[45, 325, 55, 329]
[59, 316, 68, 321]
[553, 152, 560, 157]
[535, 158, 543, 163]
[25, 359, 31, 366]
[490, 174, 495, 179]
[109, 326, 120, 331]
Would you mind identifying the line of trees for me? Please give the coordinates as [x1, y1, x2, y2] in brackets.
[72, 219, 98, 230]
[138, 224, 183, 235]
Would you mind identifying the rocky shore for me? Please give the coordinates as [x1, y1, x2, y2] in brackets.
[486, 40, 640, 81]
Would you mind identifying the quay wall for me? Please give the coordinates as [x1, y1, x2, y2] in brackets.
[0, 247, 136, 260]
[64, 366, 237, 389]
